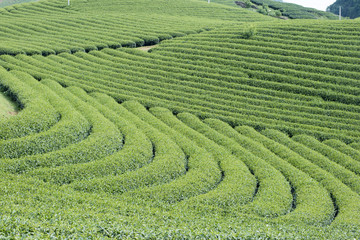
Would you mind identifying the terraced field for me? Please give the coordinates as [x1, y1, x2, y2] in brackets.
[0, 0, 360, 238]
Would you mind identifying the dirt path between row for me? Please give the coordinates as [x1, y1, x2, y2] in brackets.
[137, 45, 157, 52]
[0, 92, 18, 118]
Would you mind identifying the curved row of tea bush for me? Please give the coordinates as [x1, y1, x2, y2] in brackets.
[205, 119, 335, 226]
[0, 73, 359, 237]
[0, 0, 359, 237]
[69, 97, 187, 194]
[246, 128, 360, 227]
[0, 71, 91, 159]
[177, 112, 293, 218]
[2, 21, 360, 142]
[26, 91, 154, 185]
[0, 78, 124, 174]
[146, 106, 256, 209]
[0, 67, 60, 140]
[0, 0, 272, 56]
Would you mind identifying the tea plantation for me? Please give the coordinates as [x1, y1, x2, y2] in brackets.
[0, 0, 359, 238]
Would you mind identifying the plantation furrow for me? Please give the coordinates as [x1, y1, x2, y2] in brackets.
[293, 135, 360, 176]
[264, 25, 360, 38]
[3, 52, 360, 141]
[146, 107, 256, 208]
[27, 90, 154, 185]
[172, 34, 360, 63]
[153, 49, 360, 106]
[178, 113, 292, 218]
[20, 19, 143, 46]
[266, 132, 360, 195]
[97, 49, 360, 122]
[50, 17, 164, 44]
[0, 71, 91, 159]
[0, 67, 60, 140]
[1, 21, 131, 53]
[190, 28, 360, 52]
[153, 45, 360, 99]
[259, 31, 358, 46]
[6, 5, 65, 16]
[8, 52, 360, 139]
[70, 97, 186, 194]
[157, 36, 360, 67]
[117, 48, 360, 117]
[169, 38, 360, 79]
[264, 23, 360, 35]
[97, 49, 358, 116]
[67, 51, 360, 127]
[260, 29, 360, 45]
[206, 121, 334, 225]
[253, 35, 360, 57]
[114, 103, 225, 206]
[245, 128, 360, 226]
[0, 80, 125, 175]
[324, 139, 360, 163]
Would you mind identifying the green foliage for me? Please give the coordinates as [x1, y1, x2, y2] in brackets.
[0, 0, 359, 237]
[180, 115, 292, 217]
[0, 67, 60, 140]
[327, 0, 360, 19]
[244, 0, 252, 8]
[0, 0, 272, 56]
[259, 129, 360, 226]
[240, 24, 257, 38]
[234, 125, 335, 225]
[251, 0, 338, 19]
[2, 20, 360, 142]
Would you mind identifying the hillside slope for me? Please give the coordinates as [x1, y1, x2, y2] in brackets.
[0, 69, 359, 238]
[2, 20, 359, 142]
[0, 0, 360, 238]
[0, 0, 272, 55]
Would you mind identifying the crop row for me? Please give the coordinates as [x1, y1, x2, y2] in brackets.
[0, 71, 91, 159]
[178, 33, 360, 67]
[153, 45, 360, 103]
[205, 120, 335, 225]
[249, 128, 360, 226]
[0, 13, 208, 55]
[177, 112, 293, 218]
[0, 69, 359, 236]
[0, 77, 123, 174]
[0, 0, 272, 55]
[1, 48, 359, 142]
[0, 67, 59, 140]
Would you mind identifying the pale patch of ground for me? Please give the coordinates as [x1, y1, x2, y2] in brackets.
[0, 92, 18, 118]
[137, 45, 157, 52]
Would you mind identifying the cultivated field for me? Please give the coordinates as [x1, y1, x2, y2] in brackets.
[0, 0, 359, 238]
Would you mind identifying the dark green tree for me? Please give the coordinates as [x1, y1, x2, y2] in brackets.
[327, 0, 360, 19]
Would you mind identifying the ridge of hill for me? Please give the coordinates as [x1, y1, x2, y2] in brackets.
[250, 0, 338, 19]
